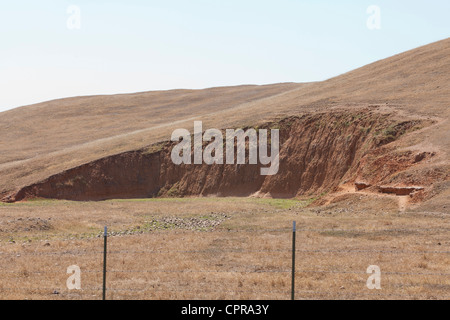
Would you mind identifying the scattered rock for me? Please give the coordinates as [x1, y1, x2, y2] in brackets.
[378, 186, 424, 196]
[355, 182, 371, 191]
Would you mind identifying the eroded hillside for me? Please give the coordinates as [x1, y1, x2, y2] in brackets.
[5, 109, 445, 205]
[1, 39, 449, 208]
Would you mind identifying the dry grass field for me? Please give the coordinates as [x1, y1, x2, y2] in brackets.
[0, 196, 448, 300]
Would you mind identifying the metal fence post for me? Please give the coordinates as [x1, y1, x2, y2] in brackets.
[103, 226, 107, 300]
[291, 221, 296, 301]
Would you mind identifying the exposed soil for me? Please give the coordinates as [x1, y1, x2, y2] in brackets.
[0, 39, 449, 212]
[4, 109, 444, 205]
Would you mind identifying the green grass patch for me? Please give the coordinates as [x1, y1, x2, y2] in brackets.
[106, 197, 319, 210]
[0, 199, 76, 207]
[142, 142, 166, 155]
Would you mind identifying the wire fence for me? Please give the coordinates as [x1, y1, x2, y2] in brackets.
[0, 223, 449, 300]
[1, 247, 450, 257]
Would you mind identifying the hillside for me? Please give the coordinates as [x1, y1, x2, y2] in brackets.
[1, 38, 449, 210]
[0, 83, 303, 192]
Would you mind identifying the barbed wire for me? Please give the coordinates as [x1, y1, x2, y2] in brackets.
[0, 267, 449, 277]
[2, 225, 449, 243]
[0, 250, 101, 257]
[0, 249, 445, 259]
[1, 286, 448, 300]
[1, 246, 448, 258]
[217, 227, 450, 233]
[104, 248, 450, 255]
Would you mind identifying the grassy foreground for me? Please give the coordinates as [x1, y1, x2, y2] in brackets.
[0, 197, 448, 300]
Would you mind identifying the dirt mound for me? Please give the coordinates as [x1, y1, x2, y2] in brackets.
[5, 109, 444, 204]
[0, 217, 53, 233]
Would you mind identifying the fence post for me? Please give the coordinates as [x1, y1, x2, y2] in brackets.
[291, 221, 296, 301]
[103, 226, 107, 300]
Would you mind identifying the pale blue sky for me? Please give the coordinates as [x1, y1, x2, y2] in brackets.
[0, 0, 449, 112]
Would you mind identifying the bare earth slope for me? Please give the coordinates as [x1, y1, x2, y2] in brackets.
[0, 83, 303, 192]
[1, 38, 449, 210]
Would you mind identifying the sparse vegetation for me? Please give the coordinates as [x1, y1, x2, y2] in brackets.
[143, 142, 166, 155]
[166, 184, 180, 197]
[0, 197, 448, 300]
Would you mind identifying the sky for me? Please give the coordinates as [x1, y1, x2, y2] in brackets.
[0, 0, 449, 112]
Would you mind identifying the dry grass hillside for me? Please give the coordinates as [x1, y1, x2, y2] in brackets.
[0, 38, 449, 210]
[0, 83, 303, 193]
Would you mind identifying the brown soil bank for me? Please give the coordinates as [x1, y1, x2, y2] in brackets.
[5, 109, 444, 203]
